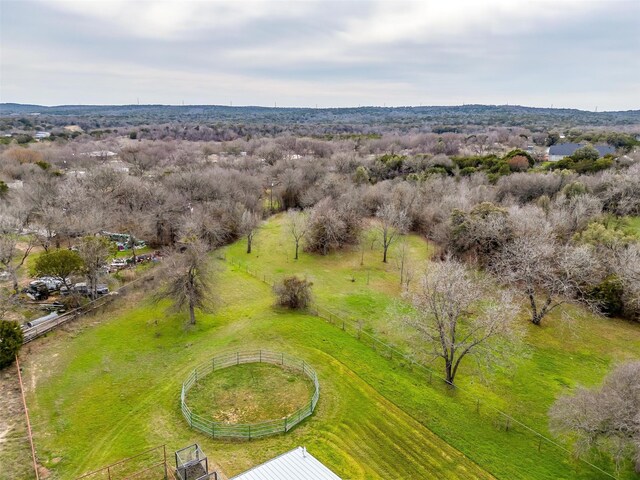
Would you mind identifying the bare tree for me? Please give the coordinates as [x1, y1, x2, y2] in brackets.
[240, 210, 261, 254]
[77, 236, 113, 300]
[161, 240, 214, 325]
[286, 209, 308, 260]
[550, 361, 640, 473]
[612, 244, 640, 320]
[375, 204, 409, 263]
[394, 238, 414, 290]
[404, 256, 521, 385]
[0, 234, 35, 293]
[492, 235, 602, 325]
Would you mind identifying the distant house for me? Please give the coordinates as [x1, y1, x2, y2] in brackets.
[231, 447, 341, 480]
[34, 131, 50, 140]
[547, 143, 615, 162]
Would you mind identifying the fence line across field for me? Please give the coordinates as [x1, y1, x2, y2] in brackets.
[21, 271, 155, 343]
[181, 350, 320, 440]
[224, 255, 618, 479]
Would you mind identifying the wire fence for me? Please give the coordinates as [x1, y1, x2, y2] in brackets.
[22, 270, 158, 343]
[181, 350, 320, 440]
[224, 255, 619, 479]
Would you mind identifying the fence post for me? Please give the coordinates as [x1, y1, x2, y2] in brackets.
[237, 352, 239, 365]
[248, 425, 251, 440]
[281, 352, 284, 365]
[505, 416, 510, 432]
[163, 445, 168, 480]
[212, 357, 215, 371]
[341, 320, 345, 331]
[260, 350, 262, 363]
[108, 467, 112, 480]
[538, 437, 542, 452]
[212, 423, 215, 438]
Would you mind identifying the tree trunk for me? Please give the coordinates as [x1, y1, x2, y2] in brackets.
[383, 244, 388, 263]
[528, 290, 541, 325]
[294, 241, 299, 260]
[247, 233, 252, 254]
[189, 303, 196, 325]
[445, 361, 454, 385]
[10, 271, 19, 294]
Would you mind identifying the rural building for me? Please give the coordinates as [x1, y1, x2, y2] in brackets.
[231, 447, 341, 480]
[547, 143, 615, 161]
[35, 131, 51, 139]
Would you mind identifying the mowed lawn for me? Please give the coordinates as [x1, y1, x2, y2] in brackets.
[23, 267, 495, 480]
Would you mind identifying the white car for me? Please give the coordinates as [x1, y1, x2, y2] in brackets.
[110, 258, 127, 270]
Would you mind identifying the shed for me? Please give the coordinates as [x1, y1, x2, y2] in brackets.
[231, 447, 341, 480]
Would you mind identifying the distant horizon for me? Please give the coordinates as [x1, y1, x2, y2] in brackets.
[2, 101, 639, 114]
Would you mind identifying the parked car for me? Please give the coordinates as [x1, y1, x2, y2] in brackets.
[60, 282, 109, 297]
[36, 276, 65, 292]
[110, 258, 127, 270]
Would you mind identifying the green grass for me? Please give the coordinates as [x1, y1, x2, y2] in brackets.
[187, 363, 314, 424]
[23, 268, 495, 480]
[18, 215, 640, 479]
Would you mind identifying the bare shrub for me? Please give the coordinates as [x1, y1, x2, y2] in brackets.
[274, 276, 313, 309]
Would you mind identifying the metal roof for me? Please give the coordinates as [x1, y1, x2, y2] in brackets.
[548, 142, 615, 157]
[230, 447, 341, 480]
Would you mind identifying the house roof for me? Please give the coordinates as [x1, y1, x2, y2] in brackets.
[548, 143, 615, 157]
[230, 447, 341, 480]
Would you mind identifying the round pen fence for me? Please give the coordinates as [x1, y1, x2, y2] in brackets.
[180, 350, 320, 440]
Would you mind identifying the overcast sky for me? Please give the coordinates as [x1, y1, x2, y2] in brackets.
[1, 0, 638, 110]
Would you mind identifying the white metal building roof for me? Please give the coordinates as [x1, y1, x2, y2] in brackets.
[230, 447, 341, 480]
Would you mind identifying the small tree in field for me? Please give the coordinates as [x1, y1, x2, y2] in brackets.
[33, 249, 84, 290]
[240, 210, 261, 254]
[375, 204, 409, 263]
[404, 256, 521, 385]
[286, 209, 308, 260]
[0, 320, 23, 369]
[161, 241, 213, 325]
[550, 361, 640, 473]
[274, 276, 313, 309]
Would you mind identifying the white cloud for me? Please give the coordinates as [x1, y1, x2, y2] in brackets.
[42, 0, 315, 39]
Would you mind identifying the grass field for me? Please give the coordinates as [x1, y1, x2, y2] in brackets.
[186, 363, 315, 424]
[15, 215, 640, 479]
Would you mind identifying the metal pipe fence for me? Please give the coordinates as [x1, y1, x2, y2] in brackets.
[181, 350, 320, 440]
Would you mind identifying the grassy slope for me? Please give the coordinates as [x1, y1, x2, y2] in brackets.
[225, 214, 640, 477]
[23, 268, 494, 480]
[18, 215, 640, 479]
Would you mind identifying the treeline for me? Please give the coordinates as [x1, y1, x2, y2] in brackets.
[1, 133, 639, 324]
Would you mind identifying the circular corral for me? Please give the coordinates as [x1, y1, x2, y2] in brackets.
[180, 350, 320, 439]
